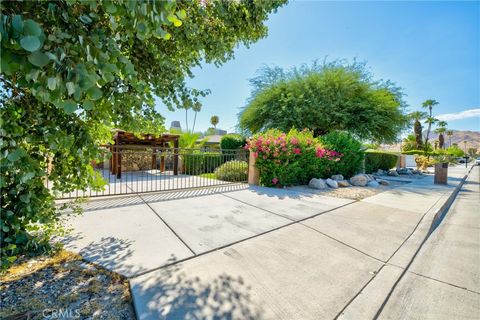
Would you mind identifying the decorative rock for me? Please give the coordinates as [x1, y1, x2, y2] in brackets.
[367, 180, 380, 188]
[326, 178, 338, 188]
[376, 169, 384, 175]
[406, 169, 413, 175]
[350, 174, 368, 187]
[366, 174, 375, 181]
[387, 170, 399, 176]
[376, 179, 390, 186]
[337, 180, 351, 187]
[309, 178, 327, 189]
[330, 174, 344, 181]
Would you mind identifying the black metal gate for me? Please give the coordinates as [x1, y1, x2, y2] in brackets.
[51, 146, 249, 199]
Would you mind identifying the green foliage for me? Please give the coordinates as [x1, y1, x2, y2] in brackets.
[210, 115, 219, 128]
[402, 134, 418, 152]
[445, 145, 465, 157]
[220, 134, 246, 150]
[239, 60, 408, 143]
[364, 151, 399, 173]
[402, 149, 427, 155]
[183, 152, 223, 175]
[0, 0, 285, 269]
[214, 160, 248, 182]
[246, 129, 344, 187]
[318, 131, 364, 178]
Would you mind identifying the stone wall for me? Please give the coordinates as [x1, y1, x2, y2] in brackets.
[121, 150, 153, 171]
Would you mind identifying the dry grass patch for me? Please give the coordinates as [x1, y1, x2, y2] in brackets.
[0, 250, 135, 319]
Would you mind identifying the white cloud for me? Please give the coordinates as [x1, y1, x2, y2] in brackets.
[436, 108, 480, 121]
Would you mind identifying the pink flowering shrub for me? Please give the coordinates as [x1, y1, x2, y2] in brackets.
[246, 129, 344, 187]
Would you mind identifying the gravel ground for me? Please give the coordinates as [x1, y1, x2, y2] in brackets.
[0, 250, 135, 320]
[290, 179, 410, 200]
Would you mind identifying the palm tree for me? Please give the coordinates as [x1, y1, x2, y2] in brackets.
[409, 111, 428, 149]
[446, 129, 454, 148]
[436, 121, 448, 149]
[435, 127, 446, 149]
[422, 99, 439, 150]
[402, 134, 417, 152]
[210, 115, 219, 129]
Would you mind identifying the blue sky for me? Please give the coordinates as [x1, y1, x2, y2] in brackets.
[157, 1, 480, 134]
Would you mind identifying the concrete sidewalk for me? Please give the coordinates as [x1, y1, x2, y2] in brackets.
[62, 184, 353, 277]
[128, 166, 475, 319]
[376, 165, 480, 319]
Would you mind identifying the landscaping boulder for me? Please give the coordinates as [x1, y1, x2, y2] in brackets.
[367, 180, 380, 188]
[376, 169, 384, 175]
[326, 178, 338, 188]
[376, 179, 390, 186]
[309, 178, 327, 189]
[387, 170, 399, 176]
[330, 174, 344, 181]
[337, 180, 351, 187]
[350, 174, 368, 187]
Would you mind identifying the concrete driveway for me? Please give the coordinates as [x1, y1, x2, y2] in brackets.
[61, 165, 477, 319]
[62, 184, 353, 278]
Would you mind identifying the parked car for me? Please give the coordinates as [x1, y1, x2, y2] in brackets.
[475, 157, 480, 165]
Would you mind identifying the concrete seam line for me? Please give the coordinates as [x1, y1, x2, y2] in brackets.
[299, 223, 386, 264]
[126, 185, 197, 257]
[406, 270, 480, 295]
[333, 264, 388, 320]
[372, 170, 471, 319]
[221, 192, 356, 224]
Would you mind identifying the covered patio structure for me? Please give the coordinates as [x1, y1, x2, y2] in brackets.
[109, 130, 180, 178]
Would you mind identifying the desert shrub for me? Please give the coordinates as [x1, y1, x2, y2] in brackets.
[246, 128, 342, 187]
[415, 155, 436, 170]
[214, 160, 248, 182]
[319, 131, 364, 178]
[445, 145, 465, 157]
[183, 152, 223, 175]
[220, 134, 246, 150]
[365, 151, 399, 173]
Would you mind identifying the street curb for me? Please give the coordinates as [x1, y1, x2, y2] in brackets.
[429, 165, 475, 233]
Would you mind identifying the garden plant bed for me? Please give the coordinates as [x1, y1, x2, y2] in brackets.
[0, 250, 135, 320]
[290, 180, 410, 200]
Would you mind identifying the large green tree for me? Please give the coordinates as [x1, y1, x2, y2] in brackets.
[0, 0, 285, 268]
[239, 61, 408, 143]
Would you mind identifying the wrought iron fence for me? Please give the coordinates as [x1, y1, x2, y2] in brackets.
[50, 146, 249, 199]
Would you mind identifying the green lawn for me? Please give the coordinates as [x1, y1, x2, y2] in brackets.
[199, 173, 217, 179]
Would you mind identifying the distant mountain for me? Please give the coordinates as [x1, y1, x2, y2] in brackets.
[378, 130, 480, 152]
[428, 130, 479, 150]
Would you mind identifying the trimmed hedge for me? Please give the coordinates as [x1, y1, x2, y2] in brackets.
[214, 160, 248, 182]
[365, 151, 398, 173]
[183, 152, 223, 175]
[220, 134, 246, 150]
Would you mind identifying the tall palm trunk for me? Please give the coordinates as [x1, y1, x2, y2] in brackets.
[439, 134, 445, 149]
[424, 106, 432, 149]
[414, 120, 423, 149]
[192, 111, 197, 132]
[185, 109, 189, 132]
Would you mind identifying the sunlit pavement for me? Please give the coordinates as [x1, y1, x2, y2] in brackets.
[61, 165, 477, 319]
